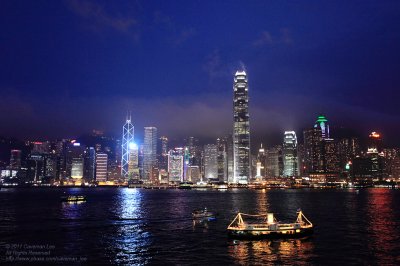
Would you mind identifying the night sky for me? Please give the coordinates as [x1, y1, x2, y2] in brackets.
[1, 1, 400, 146]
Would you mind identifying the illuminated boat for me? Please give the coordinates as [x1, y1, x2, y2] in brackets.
[227, 210, 313, 239]
[178, 182, 193, 189]
[60, 195, 87, 202]
[192, 207, 216, 219]
[212, 182, 228, 189]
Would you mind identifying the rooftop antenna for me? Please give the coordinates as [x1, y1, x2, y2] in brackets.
[126, 111, 132, 122]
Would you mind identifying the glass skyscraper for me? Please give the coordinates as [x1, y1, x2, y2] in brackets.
[121, 115, 134, 179]
[168, 148, 184, 183]
[204, 144, 218, 180]
[143, 127, 157, 180]
[283, 131, 299, 177]
[233, 70, 250, 184]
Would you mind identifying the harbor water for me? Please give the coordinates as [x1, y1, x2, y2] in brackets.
[1, 188, 400, 265]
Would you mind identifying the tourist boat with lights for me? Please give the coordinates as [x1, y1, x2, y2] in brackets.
[60, 195, 87, 202]
[227, 210, 313, 239]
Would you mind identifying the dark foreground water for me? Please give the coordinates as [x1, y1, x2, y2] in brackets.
[1, 188, 400, 265]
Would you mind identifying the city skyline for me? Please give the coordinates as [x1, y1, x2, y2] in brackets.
[1, 1, 400, 146]
[0, 70, 399, 190]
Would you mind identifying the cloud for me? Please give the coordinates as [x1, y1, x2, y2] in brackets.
[253, 31, 273, 46]
[203, 49, 229, 79]
[66, 0, 138, 39]
[253, 28, 293, 46]
[153, 11, 196, 45]
[1, 89, 400, 148]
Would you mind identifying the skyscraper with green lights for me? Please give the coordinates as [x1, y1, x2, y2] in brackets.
[314, 115, 329, 139]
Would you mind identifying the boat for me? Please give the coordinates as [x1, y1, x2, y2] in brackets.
[227, 210, 313, 239]
[192, 207, 216, 219]
[178, 182, 193, 189]
[212, 182, 228, 190]
[60, 195, 87, 202]
[192, 181, 212, 189]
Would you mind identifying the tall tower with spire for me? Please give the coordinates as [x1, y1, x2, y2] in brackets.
[233, 70, 251, 184]
[121, 113, 134, 179]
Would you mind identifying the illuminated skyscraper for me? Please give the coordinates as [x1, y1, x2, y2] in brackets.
[160, 136, 168, 156]
[10, 149, 22, 169]
[71, 158, 84, 179]
[143, 127, 157, 180]
[303, 127, 323, 173]
[338, 137, 360, 171]
[266, 145, 283, 177]
[323, 138, 339, 173]
[256, 144, 266, 178]
[128, 143, 139, 180]
[121, 115, 134, 179]
[233, 70, 250, 184]
[226, 134, 234, 183]
[158, 136, 169, 171]
[314, 115, 329, 139]
[305, 115, 340, 175]
[204, 144, 218, 180]
[66, 142, 85, 179]
[95, 152, 108, 182]
[216, 138, 228, 182]
[283, 131, 299, 177]
[367, 132, 383, 180]
[368, 131, 382, 153]
[83, 147, 95, 182]
[168, 148, 184, 183]
[185, 136, 201, 166]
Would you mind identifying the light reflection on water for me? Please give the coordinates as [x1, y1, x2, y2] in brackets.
[256, 190, 269, 214]
[366, 189, 399, 265]
[112, 188, 151, 265]
[228, 238, 314, 265]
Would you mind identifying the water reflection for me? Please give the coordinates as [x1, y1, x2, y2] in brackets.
[228, 238, 314, 264]
[113, 188, 151, 265]
[366, 189, 399, 265]
[118, 188, 142, 219]
[256, 190, 269, 214]
[192, 218, 210, 232]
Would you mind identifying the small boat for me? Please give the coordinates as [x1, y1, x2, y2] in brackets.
[60, 195, 87, 202]
[227, 210, 313, 239]
[179, 182, 193, 189]
[192, 207, 216, 219]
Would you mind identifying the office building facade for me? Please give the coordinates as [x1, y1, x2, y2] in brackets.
[233, 70, 251, 184]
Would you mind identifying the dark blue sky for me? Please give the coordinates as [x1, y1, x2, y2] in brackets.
[1, 0, 400, 146]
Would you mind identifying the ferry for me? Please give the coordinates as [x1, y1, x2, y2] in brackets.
[227, 210, 313, 239]
[60, 195, 87, 202]
[178, 182, 193, 189]
[212, 182, 228, 190]
[192, 181, 212, 189]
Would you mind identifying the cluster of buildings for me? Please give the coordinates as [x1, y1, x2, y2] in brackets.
[256, 120, 400, 186]
[1, 70, 400, 187]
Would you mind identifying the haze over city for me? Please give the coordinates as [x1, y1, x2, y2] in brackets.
[1, 1, 400, 146]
